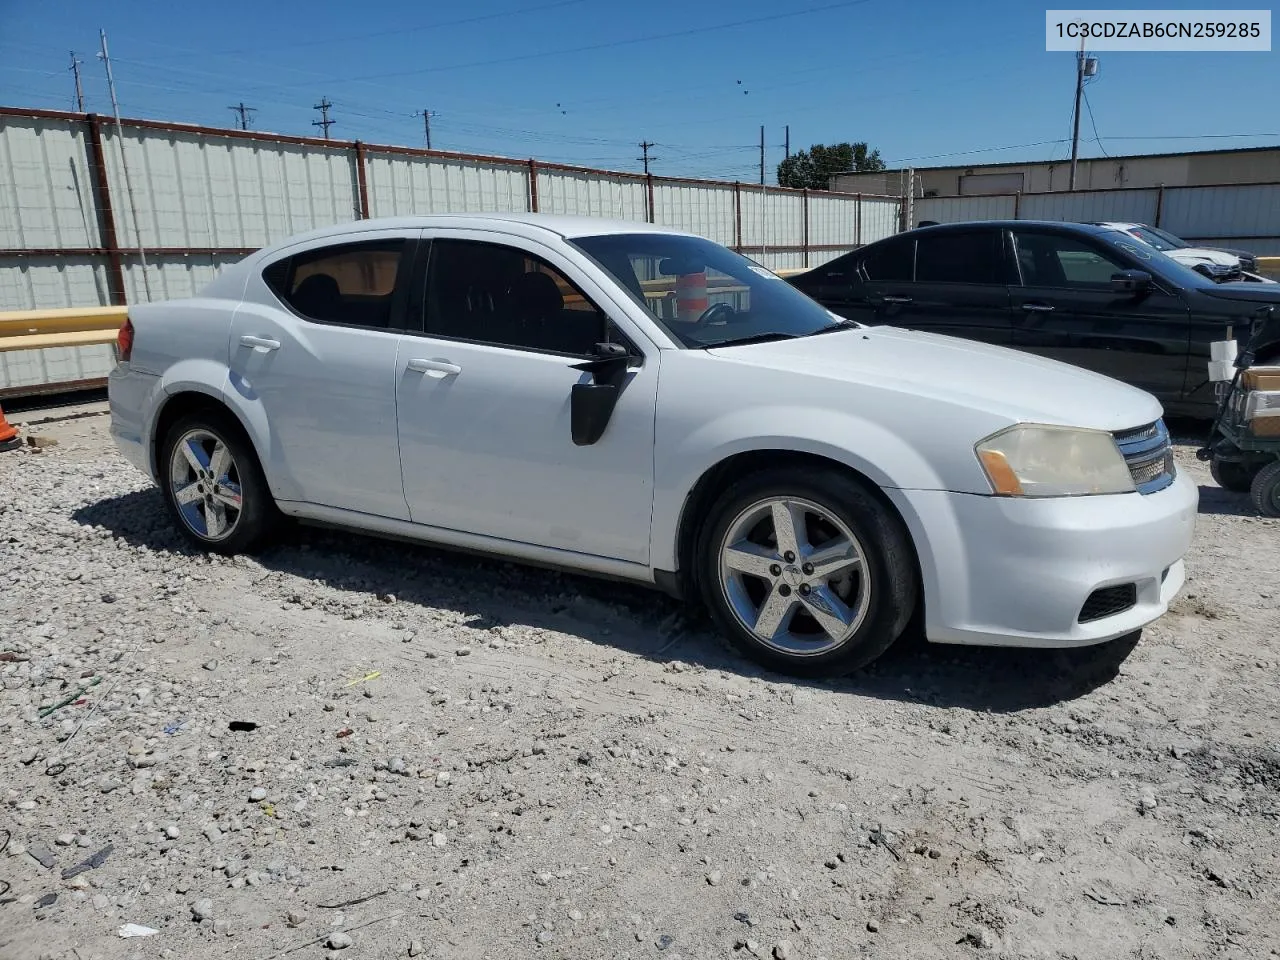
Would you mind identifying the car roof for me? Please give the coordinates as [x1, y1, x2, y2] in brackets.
[260, 213, 692, 250]
[901, 219, 1124, 237]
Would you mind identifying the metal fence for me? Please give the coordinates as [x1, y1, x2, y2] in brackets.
[914, 183, 1280, 254]
[0, 106, 901, 393]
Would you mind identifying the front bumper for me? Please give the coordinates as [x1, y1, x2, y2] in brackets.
[888, 470, 1198, 648]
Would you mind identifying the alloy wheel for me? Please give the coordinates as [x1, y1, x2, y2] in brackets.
[717, 496, 871, 657]
[168, 428, 244, 541]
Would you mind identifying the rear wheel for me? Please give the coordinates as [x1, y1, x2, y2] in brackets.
[1210, 456, 1256, 493]
[1250, 460, 1280, 518]
[159, 410, 276, 554]
[695, 467, 917, 677]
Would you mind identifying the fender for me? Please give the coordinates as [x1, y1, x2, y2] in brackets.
[651, 405, 965, 573]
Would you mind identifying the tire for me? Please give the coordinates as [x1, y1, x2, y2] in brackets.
[1250, 460, 1280, 518]
[1210, 456, 1255, 493]
[694, 467, 918, 678]
[158, 409, 277, 554]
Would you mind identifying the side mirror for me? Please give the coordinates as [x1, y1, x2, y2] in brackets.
[1111, 270, 1151, 294]
[568, 342, 632, 446]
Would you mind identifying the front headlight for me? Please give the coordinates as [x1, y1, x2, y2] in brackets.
[975, 424, 1135, 497]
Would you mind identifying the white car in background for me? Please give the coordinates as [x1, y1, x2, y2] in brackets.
[108, 214, 1197, 676]
[1093, 221, 1260, 281]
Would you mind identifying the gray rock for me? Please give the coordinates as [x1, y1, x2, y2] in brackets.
[328, 932, 353, 950]
[192, 898, 215, 921]
[388, 757, 407, 776]
[286, 910, 307, 926]
[774, 941, 794, 960]
[249, 787, 268, 802]
[408, 941, 423, 957]
[866, 920, 879, 933]
[706, 869, 722, 885]
[164, 824, 181, 840]
[536, 931, 554, 944]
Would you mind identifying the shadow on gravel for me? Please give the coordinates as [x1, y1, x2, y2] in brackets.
[1196, 484, 1260, 517]
[74, 489, 1137, 713]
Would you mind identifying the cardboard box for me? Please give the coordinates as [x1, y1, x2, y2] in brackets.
[1241, 366, 1280, 391]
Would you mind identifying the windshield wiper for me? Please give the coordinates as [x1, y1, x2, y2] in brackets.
[700, 332, 800, 348]
[806, 322, 855, 336]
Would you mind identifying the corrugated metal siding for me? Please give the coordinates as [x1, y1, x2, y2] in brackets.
[739, 189, 803, 247]
[100, 127, 362, 252]
[1020, 188, 1158, 225]
[651, 183, 736, 244]
[1161, 184, 1280, 240]
[538, 170, 647, 221]
[914, 195, 1016, 224]
[121, 254, 244, 304]
[365, 152, 530, 218]
[859, 198, 901, 243]
[0, 116, 101, 249]
[808, 195, 857, 248]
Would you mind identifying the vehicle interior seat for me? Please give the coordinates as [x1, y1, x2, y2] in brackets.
[291, 274, 342, 323]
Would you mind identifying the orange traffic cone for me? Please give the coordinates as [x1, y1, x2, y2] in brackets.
[0, 403, 20, 452]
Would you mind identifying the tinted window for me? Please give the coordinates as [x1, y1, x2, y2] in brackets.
[915, 231, 1005, 284]
[426, 240, 607, 356]
[1014, 232, 1128, 288]
[570, 233, 844, 348]
[860, 238, 913, 281]
[264, 240, 405, 328]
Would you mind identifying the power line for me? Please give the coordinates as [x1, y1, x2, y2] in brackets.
[321, 0, 877, 84]
[228, 102, 256, 130]
[1082, 88, 1108, 158]
[312, 98, 334, 139]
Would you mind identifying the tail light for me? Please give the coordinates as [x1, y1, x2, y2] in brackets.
[117, 317, 134, 362]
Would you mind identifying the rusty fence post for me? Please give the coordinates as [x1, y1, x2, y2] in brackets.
[646, 172, 656, 224]
[802, 188, 810, 268]
[1154, 184, 1165, 227]
[84, 114, 127, 305]
[353, 141, 370, 219]
[528, 159, 539, 212]
[733, 182, 742, 251]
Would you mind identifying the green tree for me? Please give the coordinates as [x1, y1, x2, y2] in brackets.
[776, 142, 884, 190]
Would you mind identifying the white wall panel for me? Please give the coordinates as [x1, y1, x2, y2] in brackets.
[365, 153, 530, 217]
[1021, 189, 1158, 225]
[740, 188, 803, 247]
[808, 194, 858, 247]
[538, 171, 647, 221]
[1161, 184, 1280, 240]
[859, 198, 901, 243]
[0, 115, 101, 249]
[0, 256, 110, 310]
[914, 195, 1016, 224]
[652, 183, 736, 244]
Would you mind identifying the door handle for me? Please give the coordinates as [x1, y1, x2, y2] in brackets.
[880, 295, 913, 304]
[239, 335, 280, 351]
[1020, 303, 1055, 313]
[406, 358, 462, 378]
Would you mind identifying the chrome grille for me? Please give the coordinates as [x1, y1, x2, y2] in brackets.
[1113, 419, 1175, 494]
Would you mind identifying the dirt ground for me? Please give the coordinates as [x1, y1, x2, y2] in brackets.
[1, 407, 1277, 960]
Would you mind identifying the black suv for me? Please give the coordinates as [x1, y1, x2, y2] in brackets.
[788, 220, 1280, 416]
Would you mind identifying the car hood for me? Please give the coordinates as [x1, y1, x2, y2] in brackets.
[1168, 247, 1240, 266]
[706, 326, 1163, 432]
[1197, 283, 1280, 305]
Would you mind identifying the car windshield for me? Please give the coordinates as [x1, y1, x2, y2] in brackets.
[569, 233, 849, 347]
[1127, 225, 1187, 251]
[1101, 230, 1221, 288]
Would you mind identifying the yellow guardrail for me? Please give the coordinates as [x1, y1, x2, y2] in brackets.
[0, 306, 126, 353]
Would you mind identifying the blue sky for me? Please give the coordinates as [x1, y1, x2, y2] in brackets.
[1, 0, 1277, 182]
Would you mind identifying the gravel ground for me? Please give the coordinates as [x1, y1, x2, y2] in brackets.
[1, 408, 1278, 960]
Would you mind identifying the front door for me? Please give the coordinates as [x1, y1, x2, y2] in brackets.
[395, 235, 658, 564]
[229, 232, 415, 519]
[1007, 229, 1191, 402]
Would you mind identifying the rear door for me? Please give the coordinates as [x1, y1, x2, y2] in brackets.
[230, 231, 416, 519]
[1007, 228, 1191, 401]
[900, 227, 1015, 345]
[792, 237, 912, 325]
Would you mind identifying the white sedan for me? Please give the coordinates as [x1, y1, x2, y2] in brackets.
[108, 214, 1197, 676]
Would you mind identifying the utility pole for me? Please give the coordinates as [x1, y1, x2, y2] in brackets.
[1068, 33, 1085, 191]
[313, 98, 334, 139]
[69, 51, 84, 111]
[417, 109, 434, 149]
[759, 125, 765, 185]
[784, 125, 790, 161]
[98, 30, 150, 300]
[228, 102, 256, 130]
[637, 140, 655, 175]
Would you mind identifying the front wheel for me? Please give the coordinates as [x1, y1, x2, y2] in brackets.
[1251, 460, 1280, 518]
[159, 410, 277, 554]
[695, 468, 918, 677]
